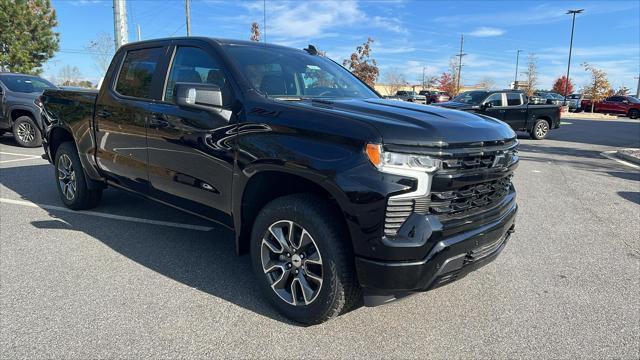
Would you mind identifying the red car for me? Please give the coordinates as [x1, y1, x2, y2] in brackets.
[581, 95, 640, 119]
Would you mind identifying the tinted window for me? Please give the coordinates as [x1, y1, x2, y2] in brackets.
[115, 47, 163, 99]
[164, 47, 230, 104]
[608, 96, 624, 102]
[223, 45, 377, 99]
[452, 91, 489, 104]
[484, 93, 503, 106]
[0, 75, 55, 93]
[506, 93, 523, 106]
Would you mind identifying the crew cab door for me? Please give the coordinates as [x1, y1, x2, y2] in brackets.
[478, 92, 505, 120]
[145, 43, 236, 226]
[94, 44, 170, 193]
[502, 92, 528, 130]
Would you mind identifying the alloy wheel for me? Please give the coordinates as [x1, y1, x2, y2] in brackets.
[261, 220, 323, 306]
[535, 121, 549, 138]
[17, 122, 35, 144]
[57, 154, 77, 201]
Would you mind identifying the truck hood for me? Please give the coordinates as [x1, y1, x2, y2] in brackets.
[294, 98, 515, 146]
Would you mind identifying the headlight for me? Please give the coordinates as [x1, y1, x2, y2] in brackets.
[366, 144, 441, 173]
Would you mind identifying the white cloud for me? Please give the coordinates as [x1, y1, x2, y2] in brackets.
[372, 16, 408, 34]
[468, 27, 504, 37]
[244, 0, 365, 38]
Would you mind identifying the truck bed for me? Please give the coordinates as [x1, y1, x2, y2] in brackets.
[43, 88, 98, 127]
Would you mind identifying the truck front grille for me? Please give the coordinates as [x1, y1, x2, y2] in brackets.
[383, 139, 518, 237]
[429, 176, 512, 217]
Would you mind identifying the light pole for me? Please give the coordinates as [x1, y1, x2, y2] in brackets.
[514, 49, 523, 89]
[564, 9, 583, 105]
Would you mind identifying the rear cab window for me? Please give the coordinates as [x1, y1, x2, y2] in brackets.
[115, 47, 164, 99]
[506, 93, 524, 106]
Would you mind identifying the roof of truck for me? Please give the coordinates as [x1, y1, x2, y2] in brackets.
[123, 37, 304, 52]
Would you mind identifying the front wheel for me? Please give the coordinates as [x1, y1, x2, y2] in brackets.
[628, 109, 639, 119]
[13, 116, 42, 147]
[54, 142, 103, 210]
[530, 119, 550, 140]
[250, 194, 360, 325]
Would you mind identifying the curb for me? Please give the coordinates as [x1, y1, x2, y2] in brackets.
[616, 151, 640, 166]
[561, 112, 618, 120]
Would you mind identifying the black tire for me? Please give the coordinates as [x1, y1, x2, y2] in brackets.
[530, 119, 550, 140]
[54, 142, 102, 210]
[12, 116, 42, 147]
[250, 194, 360, 325]
[628, 109, 639, 119]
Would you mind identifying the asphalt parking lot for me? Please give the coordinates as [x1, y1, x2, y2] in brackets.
[1, 117, 639, 359]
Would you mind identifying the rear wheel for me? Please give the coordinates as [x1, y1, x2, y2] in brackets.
[12, 116, 42, 147]
[54, 142, 102, 210]
[250, 194, 360, 325]
[628, 109, 639, 119]
[530, 119, 550, 140]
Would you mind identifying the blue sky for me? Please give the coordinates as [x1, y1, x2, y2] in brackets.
[45, 0, 640, 91]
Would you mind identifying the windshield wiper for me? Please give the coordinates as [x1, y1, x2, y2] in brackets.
[271, 96, 309, 101]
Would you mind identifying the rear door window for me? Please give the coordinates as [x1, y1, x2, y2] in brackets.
[506, 93, 523, 106]
[115, 47, 164, 99]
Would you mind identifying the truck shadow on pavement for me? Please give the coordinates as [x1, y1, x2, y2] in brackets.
[1, 163, 296, 325]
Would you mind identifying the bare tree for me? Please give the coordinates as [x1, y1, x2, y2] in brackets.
[477, 77, 495, 89]
[85, 32, 114, 74]
[582, 62, 611, 112]
[343, 37, 379, 87]
[448, 57, 460, 95]
[383, 68, 408, 95]
[250, 22, 260, 42]
[423, 75, 438, 90]
[57, 65, 82, 86]
[614, 86, 630, 96]
[523, 54, 538, 97]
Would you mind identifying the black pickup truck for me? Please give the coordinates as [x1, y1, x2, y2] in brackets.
[435, 90, 561, 139]
[40, 38, 518, 324]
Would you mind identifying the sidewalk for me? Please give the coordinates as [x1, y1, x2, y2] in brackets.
[561, 111, 619, 120]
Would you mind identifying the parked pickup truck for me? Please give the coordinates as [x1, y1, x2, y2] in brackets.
[40, 38, 518, 324]
[395, 90, 427, 104]
[435, 90, 561, 139]
[0, 73, 58, 147]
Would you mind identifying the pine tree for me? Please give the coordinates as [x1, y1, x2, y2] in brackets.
[0, 0, 60, 74]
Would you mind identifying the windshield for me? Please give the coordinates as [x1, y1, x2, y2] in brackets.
[452, 91, 489, 104]
[627, 96, 640, 103]
[0, 74, 56, 93]
[223, 44, 378, 100]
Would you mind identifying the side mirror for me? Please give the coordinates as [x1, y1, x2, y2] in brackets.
[482, 102, 493, 109]
[622, 100, 629, 104]
[174, 83, 223, 110]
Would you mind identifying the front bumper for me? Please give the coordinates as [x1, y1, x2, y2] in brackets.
[355, 202, 517, 305]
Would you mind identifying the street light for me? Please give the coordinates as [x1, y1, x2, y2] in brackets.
[564, 9, 584, 105]
[514, 49, 523, 89]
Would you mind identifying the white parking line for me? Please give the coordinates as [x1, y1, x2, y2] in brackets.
[0, 156, 42, 164]
[601, 151, 640, 170]
[0, 151, 38, 157]
[0, 198, 214, 232]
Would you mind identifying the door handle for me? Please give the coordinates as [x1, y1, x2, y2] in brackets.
[149, 113, 170, 129]
[96, 109, 111, 118]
